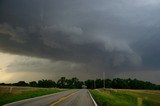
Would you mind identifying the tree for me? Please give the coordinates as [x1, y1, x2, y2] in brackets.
[57, 77, 67, 88]
[65, 77, 83, 89]
[1, 77, 159, 90]
[37, 79, 56, 88]
[13, 81, 28, 86]
[71, 77, 83, 88]
[29, 81, 38, 87]
[85, 80, 94, 89]
[105, 79, 112, 88]
[95, 79, 103, 88]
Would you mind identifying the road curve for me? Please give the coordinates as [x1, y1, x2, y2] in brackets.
[4, 89, 96, 106]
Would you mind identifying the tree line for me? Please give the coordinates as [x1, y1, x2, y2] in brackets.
[85, 78, 160, 90]
[0, 77, 83, 89]
[0, 77, 160, 90]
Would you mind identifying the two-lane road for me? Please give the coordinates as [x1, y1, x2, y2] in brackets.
[4, 89, 97, 106]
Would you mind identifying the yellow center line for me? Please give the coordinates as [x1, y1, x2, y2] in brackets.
[50, 92, 77, 106]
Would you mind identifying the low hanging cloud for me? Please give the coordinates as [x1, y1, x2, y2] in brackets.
[0, 0, 160, 76]
[6, 56, 83, 73]
[0, 22, 141, 71]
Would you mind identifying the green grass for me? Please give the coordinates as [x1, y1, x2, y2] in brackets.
[90, 89, 160, 106]
[0, 87, 64, 106]
[128, 90, 160, 106]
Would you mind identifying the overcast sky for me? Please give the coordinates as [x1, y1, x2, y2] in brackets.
[0, 0, 160, 84]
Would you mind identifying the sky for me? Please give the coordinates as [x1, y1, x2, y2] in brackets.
[0, 0, 160, 84]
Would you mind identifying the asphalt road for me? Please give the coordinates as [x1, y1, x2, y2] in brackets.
[4, 89, 96, 106]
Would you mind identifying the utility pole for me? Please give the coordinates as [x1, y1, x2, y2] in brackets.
[103, 72, 105, 88]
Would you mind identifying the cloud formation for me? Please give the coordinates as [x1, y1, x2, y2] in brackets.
[0, 22, 141, 70]
[0, 0, 160, 82]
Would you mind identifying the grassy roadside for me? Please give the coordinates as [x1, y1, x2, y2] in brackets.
[90, 89, 160, 106]
[0, 87, 64, 106]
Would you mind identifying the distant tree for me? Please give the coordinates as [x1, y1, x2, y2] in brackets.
[13, 81, 28, 86]
[29, 81, 38, 87]
[85, 80, 94, 89]
[64, 77, 83, 89]
[111, 78, 128, 88]
[65, 79, 73, 88]
[95, 79, 103, 88]
[105, 79, 112, 88]
[155, 85, 160, 90]
[0, 83, 5, 85]
[1, 77, 159, 90]
[76, 81, 84, 89]
[0, 83, 12, 86]
[71, 77, 83, 88]
[57, 77, 67, 88]
[37, 79, 56, 88]
[71, 77, 79, 88]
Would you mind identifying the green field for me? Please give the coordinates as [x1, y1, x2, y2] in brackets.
[90, 89, 160, 106]
[0, 86, 64, 106]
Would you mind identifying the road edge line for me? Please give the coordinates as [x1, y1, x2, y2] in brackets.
[3, 90, 73, 106]
[88, 90, 98, 106]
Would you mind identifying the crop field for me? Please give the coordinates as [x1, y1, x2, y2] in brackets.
[90, 89, 160, 106]
[0, 86, 64, 106]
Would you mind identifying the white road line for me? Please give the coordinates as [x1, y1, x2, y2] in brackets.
[88, 90, 98, 106]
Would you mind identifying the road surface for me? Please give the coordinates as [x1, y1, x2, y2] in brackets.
[4, 89, 96, 106]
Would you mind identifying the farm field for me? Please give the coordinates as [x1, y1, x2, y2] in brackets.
[0, 86, 64, 106]
[90, 89, 160, 106]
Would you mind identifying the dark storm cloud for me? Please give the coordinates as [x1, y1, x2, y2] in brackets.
[0, 0, 160, 72]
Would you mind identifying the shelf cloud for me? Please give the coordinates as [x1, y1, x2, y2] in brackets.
[0, 0, 160, 83]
